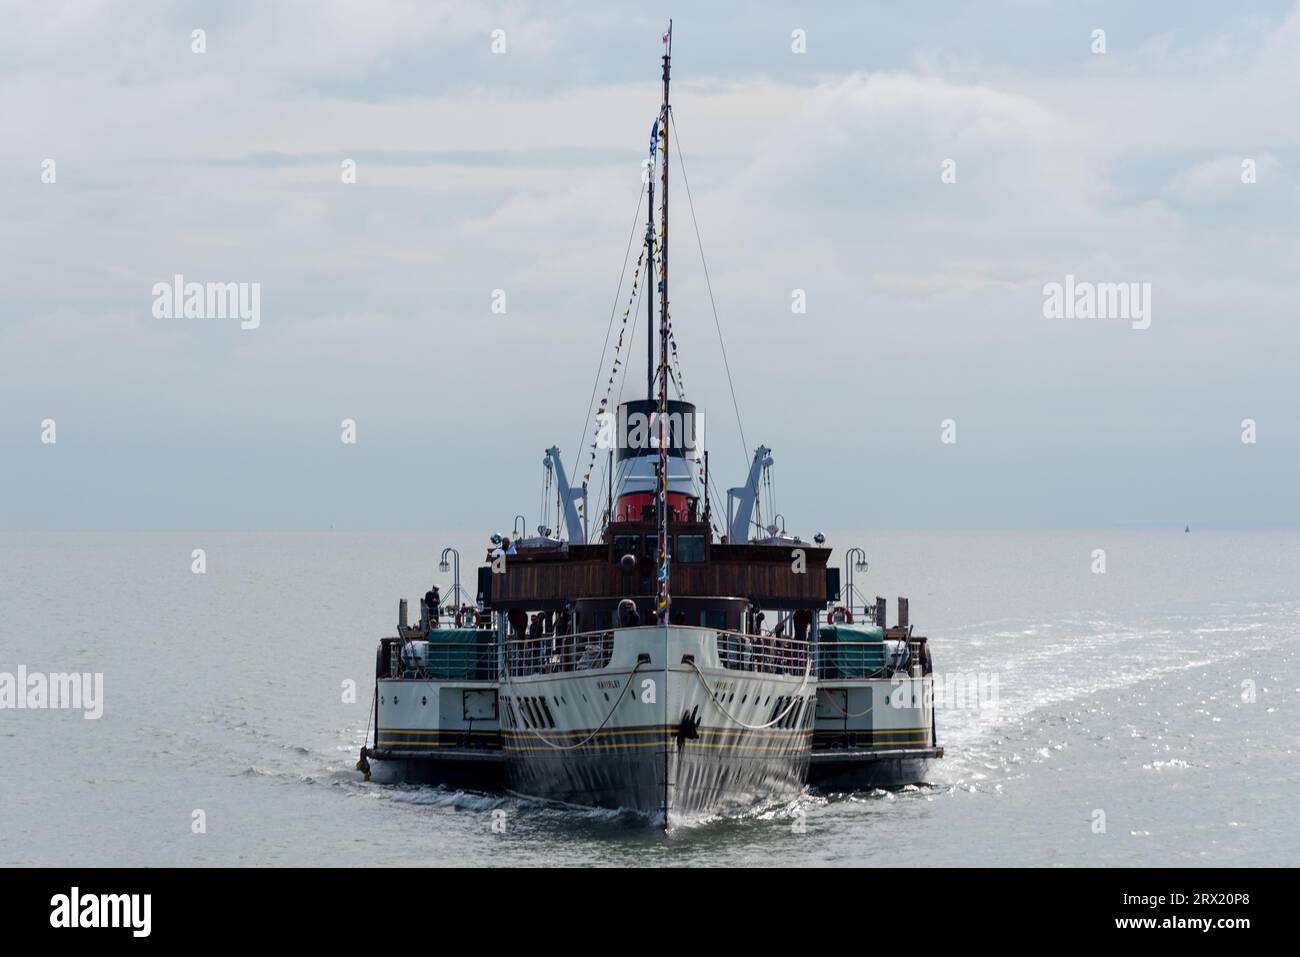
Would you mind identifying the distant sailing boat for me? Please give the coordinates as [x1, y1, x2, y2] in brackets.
[1185, 524, 1191, 533]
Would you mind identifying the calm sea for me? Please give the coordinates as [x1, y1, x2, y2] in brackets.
[2, 530, 1296, 866]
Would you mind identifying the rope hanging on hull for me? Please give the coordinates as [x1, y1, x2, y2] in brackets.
[686, 658, 813, 731]
[502, 659, 647, 751]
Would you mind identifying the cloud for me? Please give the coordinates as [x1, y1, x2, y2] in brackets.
[1167, 154, 1282, 200]
[3, 2, 1299, 529]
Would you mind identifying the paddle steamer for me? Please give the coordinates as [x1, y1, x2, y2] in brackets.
[358, 25, 941, 824]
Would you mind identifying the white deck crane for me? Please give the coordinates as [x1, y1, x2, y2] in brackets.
[726, 445, 772, 544]
[544, 446, 587, 545]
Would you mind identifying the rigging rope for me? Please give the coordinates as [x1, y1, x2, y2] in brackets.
[670, 109, 749, 467]
[358, 682, 377, 780]
[578, 244, 650, 514]
[539, 460, 551, 536]
[362, 681, 376, 747]
[601, 267, 645, 516]
[570, 185, 646, 507]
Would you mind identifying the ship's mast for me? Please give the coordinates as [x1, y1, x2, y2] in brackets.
[646, 133, 656, 399]
[655, 21, 672, 623]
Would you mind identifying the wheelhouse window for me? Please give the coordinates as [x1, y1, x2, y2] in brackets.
[676, 534, 705, 563]
[613, 534, 642, 558]
[701, 609, 727, 630]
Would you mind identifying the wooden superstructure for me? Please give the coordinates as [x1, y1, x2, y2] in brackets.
[480, 522, 834, 613]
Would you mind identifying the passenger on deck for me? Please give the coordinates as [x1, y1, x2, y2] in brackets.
[422, 585, 440, 630]
[501, 536, 518, 556]
[528, 613, 543, 639]
[554, 604, 574, 669]
[792, 608, 811, 642]
[507, 607, 527, 639]
[618, 599, 641, 628]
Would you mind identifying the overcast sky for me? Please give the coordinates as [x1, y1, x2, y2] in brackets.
[2, 1, 1297, 533]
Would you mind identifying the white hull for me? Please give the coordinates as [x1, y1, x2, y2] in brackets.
[500, 625, 814, 823]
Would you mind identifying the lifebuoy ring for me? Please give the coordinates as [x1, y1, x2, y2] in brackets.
[830, 606, 852, 624]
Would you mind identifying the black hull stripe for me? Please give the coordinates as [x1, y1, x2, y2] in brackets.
[499, 722, 812, 740]
[503, 740, 810, 753]
[376, 740, 503, 750]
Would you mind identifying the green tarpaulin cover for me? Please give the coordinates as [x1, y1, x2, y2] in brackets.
[419, 628, 495, 679]
[820, 625, 887, 678]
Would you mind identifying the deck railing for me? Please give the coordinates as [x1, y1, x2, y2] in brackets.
[503, 630, 615, 677]
[388, 628, 924, 683]
[397, 641, 499, 681]
[815, 640, 923, 680]
[715, 631, 812, 676]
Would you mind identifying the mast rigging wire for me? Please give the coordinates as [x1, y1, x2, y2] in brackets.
[570, 184, 646, 497]
[596, 265, 645, 519]
[581, 109, 753, 539]
[669, 109, 750, 468]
